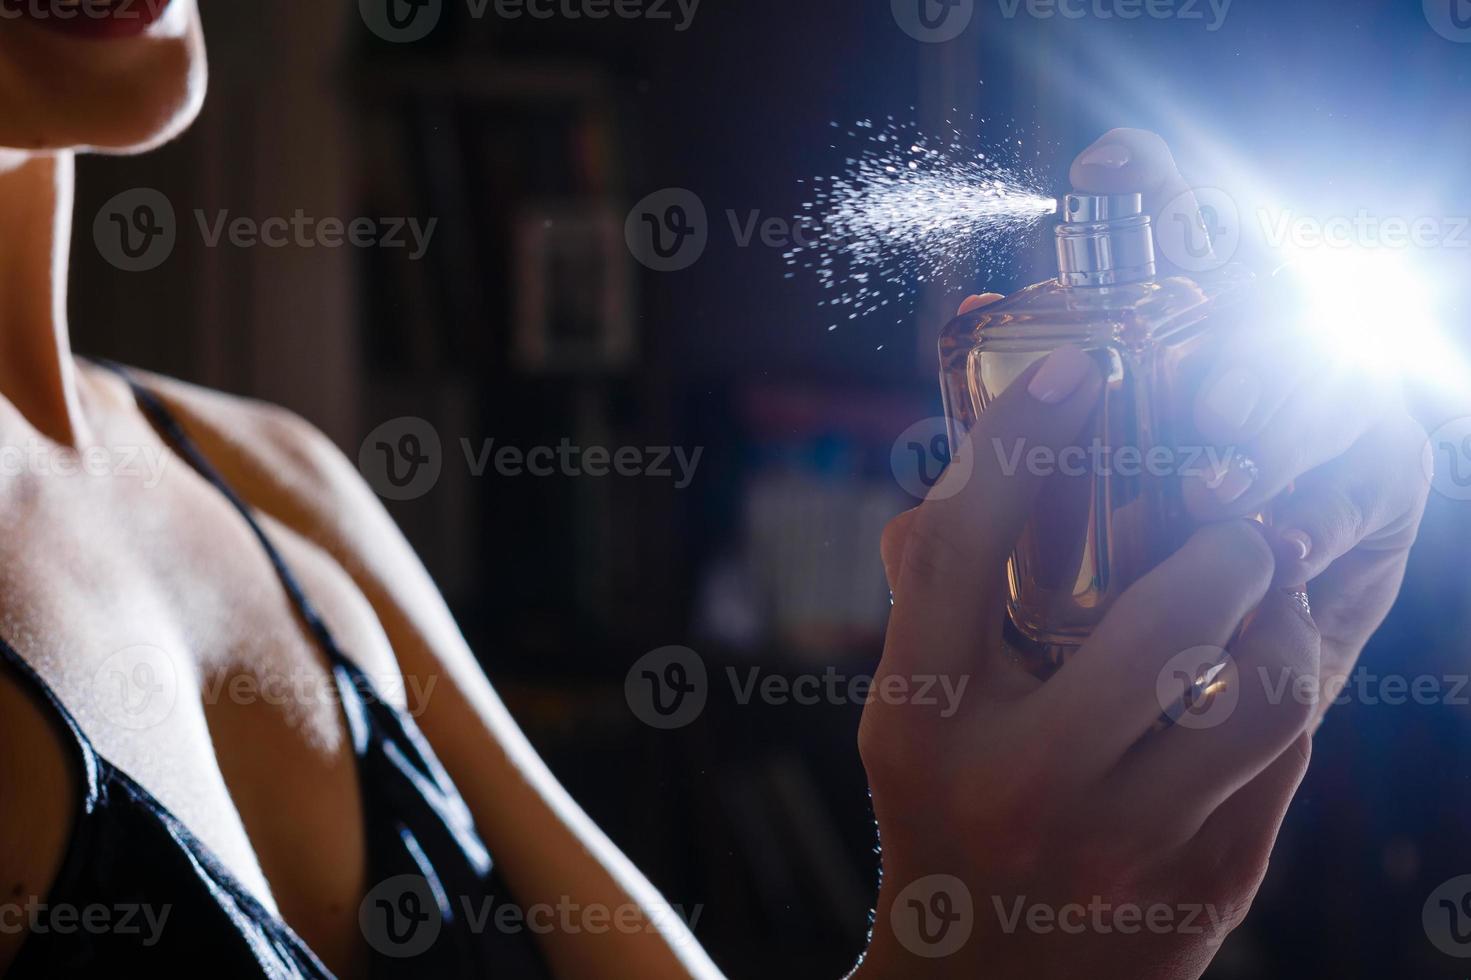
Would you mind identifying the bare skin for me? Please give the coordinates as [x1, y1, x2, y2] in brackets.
[0, 6, 720, 978]
[0, 9, 1431, 980]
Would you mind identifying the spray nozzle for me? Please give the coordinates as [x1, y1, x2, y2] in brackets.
[1055, 192, 1157, 287]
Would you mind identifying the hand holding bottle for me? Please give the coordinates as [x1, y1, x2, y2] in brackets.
[853, 341, 1318, 979]
[1073, 128, 1432, 729]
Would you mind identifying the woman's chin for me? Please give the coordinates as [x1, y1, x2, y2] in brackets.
[0, 4, 205, 154]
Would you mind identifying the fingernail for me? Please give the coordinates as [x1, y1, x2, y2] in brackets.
[1077, 143, 1131, 169]
[1027, 346, 1095, 404]
[1206, 453, 1258, 504]
[1281, 529, 1312, 562]
[1200, 368, 1260, 436]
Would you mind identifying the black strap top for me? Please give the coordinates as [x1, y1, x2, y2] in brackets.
[1, 370, 551, 978]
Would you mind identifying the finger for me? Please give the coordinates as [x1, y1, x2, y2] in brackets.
[885, 346, 1102, 680]
[1187, 732, 1312, 901]
[878, 296, 1003, 595]
[1070, 128, 1194, 214]
[1304, 545, 1412, 715]
[1189, 328, 1325, 449]
[958, 292, 1004, 316]
[1182, 357, 1395, 520]
[1264, 413, 1432, 586]
[1104, 587, 1320, 840]
[880, 508, 918, 593]
[1069, 128, 1205, 274]
[1033, 520, 1277, 776]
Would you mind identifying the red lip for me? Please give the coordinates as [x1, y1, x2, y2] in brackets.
[1, 0, 173, 39]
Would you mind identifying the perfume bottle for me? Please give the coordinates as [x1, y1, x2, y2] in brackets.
[939, 191, 1257, 675]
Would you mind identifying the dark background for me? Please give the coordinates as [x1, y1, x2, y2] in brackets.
[68, 0, 1471, 975]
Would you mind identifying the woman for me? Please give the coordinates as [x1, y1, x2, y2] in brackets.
[0, 3, 1433, 977]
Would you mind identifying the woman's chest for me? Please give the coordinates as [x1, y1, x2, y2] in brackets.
[4, 474, 407, 973]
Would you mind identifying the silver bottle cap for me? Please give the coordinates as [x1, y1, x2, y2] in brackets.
[1055, 192, 1157, 287]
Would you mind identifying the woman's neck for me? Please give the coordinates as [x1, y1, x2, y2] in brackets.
[0, 152, 87, 447]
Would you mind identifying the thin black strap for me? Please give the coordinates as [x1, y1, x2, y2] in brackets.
[101, 362, 353, 670]
[0, 635, 102, 806]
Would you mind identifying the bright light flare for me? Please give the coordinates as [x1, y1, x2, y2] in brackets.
[1279, 246, 1470, 396]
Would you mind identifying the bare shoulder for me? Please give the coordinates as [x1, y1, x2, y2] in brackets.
[115, 367, 367, 511]
[108, 366, 399, 562]
[102, 366, 466, 675]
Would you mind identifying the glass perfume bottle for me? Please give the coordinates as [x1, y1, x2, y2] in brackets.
[939, 192, 1257, 675]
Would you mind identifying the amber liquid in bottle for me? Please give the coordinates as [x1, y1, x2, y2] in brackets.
[939, 192, 1256, 676]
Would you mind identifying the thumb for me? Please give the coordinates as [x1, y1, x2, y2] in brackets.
[1069, 128, 1209, 276]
